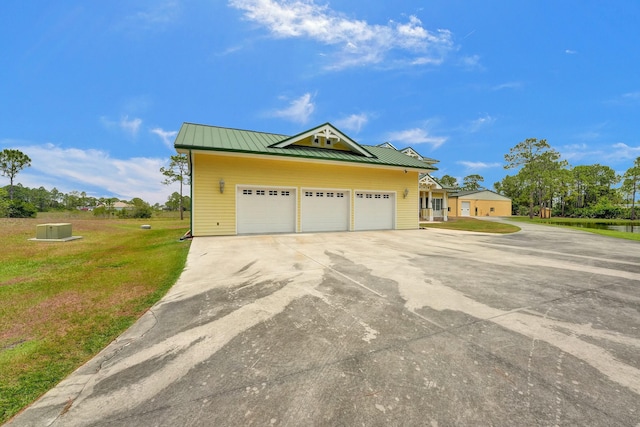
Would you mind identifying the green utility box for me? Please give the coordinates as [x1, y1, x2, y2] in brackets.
[36, 223, 73, 239]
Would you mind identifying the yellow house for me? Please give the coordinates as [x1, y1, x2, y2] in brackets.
[447, 190, 512, 217]
[174, 122, 436, 236]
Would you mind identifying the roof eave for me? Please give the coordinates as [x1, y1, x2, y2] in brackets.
[179, 145, 434, 172]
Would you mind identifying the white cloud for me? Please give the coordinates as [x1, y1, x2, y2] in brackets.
[387, 127, 447, 148]
[459, 54, 482, 69]
[606, 91, 640, 106]
[558, 143, 596, 162]
[120, 116, 142, 137]
[468, 113, 495, 132]
[565, 49, 578, 54]
[272, 93, 315, 124]
[120, 0, 181, 31]
[335, 113, 368, 133]
[229, 0, 454, 70]
[100, 115, 143, 138]
[608, 143, 640, 161]
[491, 81, 523, 91]
[457, 160, 502, 169]
[151, 128, 178, 149]
[622, 91, 640, 101]
[5, 141, 184, 205]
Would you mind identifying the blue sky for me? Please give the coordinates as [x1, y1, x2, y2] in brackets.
[2, 1, 639, 204]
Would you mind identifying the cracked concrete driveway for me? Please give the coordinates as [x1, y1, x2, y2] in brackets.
[9, 221, 640, 426]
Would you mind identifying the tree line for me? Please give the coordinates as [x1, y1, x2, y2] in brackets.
[0, 148, 191, 218]
[496, 138, 639, 219]
[433, 139, 639, 220]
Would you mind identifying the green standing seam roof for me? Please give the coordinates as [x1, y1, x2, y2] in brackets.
[174, 122, 438, 171]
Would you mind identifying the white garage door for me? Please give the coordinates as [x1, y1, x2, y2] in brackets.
[301, 189, 349, 232]
[354, 191, 394, 231]
[461, 201, 470, 217]
[237, 187, 296, 234]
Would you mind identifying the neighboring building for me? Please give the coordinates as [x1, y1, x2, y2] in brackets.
[447, 190, 512, 217]
[174, 122, 436, 236]
[113, 202, 132, 211]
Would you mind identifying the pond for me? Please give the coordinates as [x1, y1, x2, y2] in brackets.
[548, 222, 640, 234]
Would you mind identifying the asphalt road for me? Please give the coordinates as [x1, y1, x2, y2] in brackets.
[8, 220, 640, 426]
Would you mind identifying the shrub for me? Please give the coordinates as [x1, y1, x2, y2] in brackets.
[7, 200, 37, 218]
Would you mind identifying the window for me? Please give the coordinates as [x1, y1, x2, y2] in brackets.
[327, 192, 334, 197]
[356, 193, 363, 198]
[281, 191, 290, 196]
[269, 190, 278, 196]
[316, 192, 324, 197]
[366, 194, 372, 199]
[490, 207, 495, 212]
[337, 193, 344, 198]
[383, 194, 390, 199]
[256, 190, 265, 196]
[374, 194, 381, 199]
[433, 198, 442, 211]
[243, 189, 252, 195]
[305, 191, 313, 197]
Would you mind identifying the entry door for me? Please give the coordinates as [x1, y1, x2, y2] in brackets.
[301, 189, 349, 232]
[237, 187, 296, 234]
[461, 201, 470, 217]
[354, 192, 394, 230]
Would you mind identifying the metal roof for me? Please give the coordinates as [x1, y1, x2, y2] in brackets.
[174, 122, 438, 171]
[450, 189, 511, 200]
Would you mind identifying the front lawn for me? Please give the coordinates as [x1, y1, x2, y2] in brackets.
[0, 213, 191, 423]
[420, 217, 520, 233]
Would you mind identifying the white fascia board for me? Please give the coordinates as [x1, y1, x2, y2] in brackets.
[188, 148, 432, 173]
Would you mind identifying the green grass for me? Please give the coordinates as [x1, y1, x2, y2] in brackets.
[420, 217, 520, 233]
[507, 216, 640, 241]
[0, 212, 191, 423]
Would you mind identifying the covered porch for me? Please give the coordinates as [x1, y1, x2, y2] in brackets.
[419, 174, 448, 222]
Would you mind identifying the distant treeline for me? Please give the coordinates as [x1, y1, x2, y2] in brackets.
[0, 184, 190, 218]
[495, 138, 639, 219]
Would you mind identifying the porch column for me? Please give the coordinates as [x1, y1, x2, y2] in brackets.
[428, 190, 433, 222]
[443, 193, 448, 221]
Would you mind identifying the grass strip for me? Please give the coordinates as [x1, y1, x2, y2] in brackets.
[0, 213, 191, 423]
[507, 216, 640, 241]
[420, 217, 520, 234]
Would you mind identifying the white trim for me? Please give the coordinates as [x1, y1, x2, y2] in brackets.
[271, 124, 374, 158]
[185, 148, 432, 173]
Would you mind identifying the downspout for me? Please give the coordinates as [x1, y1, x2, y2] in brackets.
[189, 149, 194, 237]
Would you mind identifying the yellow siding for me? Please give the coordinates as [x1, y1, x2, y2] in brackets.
[448, 196, 459, 217]
[192, 153, 419, 236]
[292, 138, 352, 152]
[446, 196, 512, 217]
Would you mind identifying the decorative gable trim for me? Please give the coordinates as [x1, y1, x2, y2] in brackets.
[419, 174, 444, 189]
[270, 123, 375, 158]
[401, 147, 424, 161]
[378, 141, 398, 150]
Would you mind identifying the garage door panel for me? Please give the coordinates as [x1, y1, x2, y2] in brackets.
[237, 187, 295, 234]
[354, 192, 394, 231]
[301, 190, 349, 232]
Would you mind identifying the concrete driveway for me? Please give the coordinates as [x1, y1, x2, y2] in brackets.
[9, 221, 640, 426]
